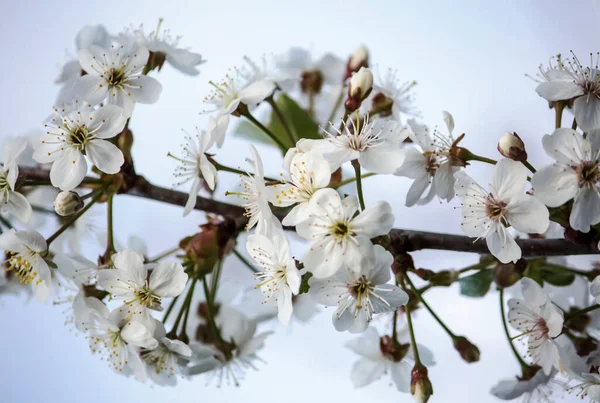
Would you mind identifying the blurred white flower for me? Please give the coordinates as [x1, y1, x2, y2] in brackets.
[454, 159, 549, 263]
[34, 103, 126, 190]
[373, 67, 418, 120]
[490, 368, 562, 401]
[0, 139, 32, 222]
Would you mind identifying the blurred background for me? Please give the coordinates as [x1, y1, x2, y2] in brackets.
[1, 0, 599, 401]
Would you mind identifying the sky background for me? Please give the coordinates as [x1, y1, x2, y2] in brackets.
[1, 0, 599, 402]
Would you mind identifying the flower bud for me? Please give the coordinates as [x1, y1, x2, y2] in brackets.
[497, 132, 527, 162]
[410, 363, 433, 403]
[344, 45, 369, 80]
[494, 259, 527, 288]
[371, 92, 394, 117]
[429, 270, 459, 287]
[452, 336, 480, 363]
[345, 67, 373, 112]
[300, 69, 324, 94]
[53, 191, 84, 216]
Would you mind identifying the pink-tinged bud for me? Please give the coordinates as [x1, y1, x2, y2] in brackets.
[497, 132, 527, 162]
[345, 67, 373, 112]
[53, 191, 84, 216]
[452, 336, 480, 363]
[411, 363, 433, 403]
[344, 45, 369, 80]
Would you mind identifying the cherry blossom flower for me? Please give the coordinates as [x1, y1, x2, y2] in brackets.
[309, 245, 408, 332]
[454, 159, 549, 263]
[97, 250, 188, 327]
[296, 188, 395, 278]
[186, 306, 272, 386]
[75, 43, 162, 117]
[275, 47, 345, 92]
[33, 103, 127, 190]
[85, 301, 157, 379]
[0, 229, 51, 301]
[116, 21, 204, 76]
[396, 113, 460, 206]
[168, 129, 217, 217]
[0, 139, 32, 222]
[226, 145, 278, 234]
[507, 278, 564, 374]
[345, 327, 435, 391]
[490, 368, 562, 402]
[269, 151, 331, 226]
[532, 128, 600, 232]
[246, 229, 300, 325]
[141, 320, 192, 385]
[298, 116, 405, 173]
[535, 52, 600, 132]
[373, 67, 419, 120]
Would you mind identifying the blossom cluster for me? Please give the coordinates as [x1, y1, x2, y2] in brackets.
[5, 20, 600, 403]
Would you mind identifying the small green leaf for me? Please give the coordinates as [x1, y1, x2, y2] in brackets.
[459, 269, 494, 297]
[268, 94, 321, 144]
[539, 264, 576, 286]
[299, 272, 313, 295]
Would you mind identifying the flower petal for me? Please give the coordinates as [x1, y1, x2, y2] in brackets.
[50, 148, 88, 190]
[86, 139, 124, 174]
[149, 261, 188, 298]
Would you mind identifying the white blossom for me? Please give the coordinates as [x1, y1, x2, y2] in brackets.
[454, 159, 549, 263]
[97, 250, 188, 327]
[0, 229, 50, 301]
[246, 229, 300, 325]
[345, 327, 435, 392]
[34, 103, 127, 190]
[299, 115, 406, 173]
[536, 52, 600, 131]
[141, 320, 192, 385]
[396, 113, 460, 206]
[168, 129, 217, 216]
[75, 43, 162, 117]
[269, 151, 331, 226]
[296, 188, 394, 278]
[116, 21, 204, 76]
[0, 139, 32, 222]
[532, 128, 600, 232]
[309, 245, 408, 333]
[507, 278, 564, 374]
[490, 369, 562, 402]
[373, 67, 418, 120]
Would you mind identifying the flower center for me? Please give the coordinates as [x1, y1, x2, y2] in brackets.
[106, 66, 127, 87]
[4, 251, 37, 285]
[331, 221, 351, 240]
[576, 160, 599, 188]
[133, 286, 161, 308]
[301, 69, 323, 94]
[66, 125, 90, 150]
[485, 195, 509, 226]
[424, 152, 439, 174]
[0, 170, 8, 192]
[350, 275, 372, 309]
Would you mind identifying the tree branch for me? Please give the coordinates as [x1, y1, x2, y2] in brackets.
[17, 166, 599, 257]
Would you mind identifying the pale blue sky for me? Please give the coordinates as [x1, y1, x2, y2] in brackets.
[1, 1, 598, 402]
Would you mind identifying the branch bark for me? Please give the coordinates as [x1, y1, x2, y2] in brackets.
[17, 167, 599, 257]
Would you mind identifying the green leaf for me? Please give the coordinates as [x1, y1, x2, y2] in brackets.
[299, 272, 313, 295]
[539, 264, 576, 286]
[268, 94, 321, 145]
[523, 262, 543, 286]
[459, 269, 494, 298]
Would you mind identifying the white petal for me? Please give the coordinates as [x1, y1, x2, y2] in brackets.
[358, 146, 404, 175]
[507, 195, 549, 234]
[591, 276, 600, 303]
[395, 147, 427, 179]
[50, 148, 88, 191]
[308, 272, 348, 306]
[113, 249, 146, 286]
[183, 177, 201, 217]
[535, 81, 583, 101]
[442, 110, 455, 133]
[238, 80, 276, 105]
[351, 201, 394, 237]
[390, 361, 412, 392]
[88, 105, 126, 139]
[149, 262, 188, 298]
[4, 191, 32, 222]
[490, 159, 527, 201]
[303, 238, 344, 278]
[371, 284, 409, 313]
[74, 75, 107, 105]
[574, 95, 600, 132]
[127, 75, 162, 104]
[570, 187, 600, 232]
[350, 357, 386, 388]
[120, 320, 158, 349]
[277, 286, 294, 325]
[542, 129, 590, 166]
[486, 224, 521, 263]
[405, 173, 430, 207]
[85, 139, 124, 174]
[531, 164, 579, 207]
[199, 155, 217, 191]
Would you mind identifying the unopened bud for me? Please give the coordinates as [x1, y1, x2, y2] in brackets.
[498, 132, 527, 162]
[344, 45, 369, 80]
[392, 253, 415, 274]
[494, 259, 527, 288]
[371, 92, 394, 117]
[300, 69, 324, 94]
[429, 270, 459, 287]
[410, 363, 433, 403]
[53, 191, 84, 216]
[452, 336, 480, 363]
[345, 67, 373, 112]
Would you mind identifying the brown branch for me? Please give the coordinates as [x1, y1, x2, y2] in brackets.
[17, 166, 599, 257]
